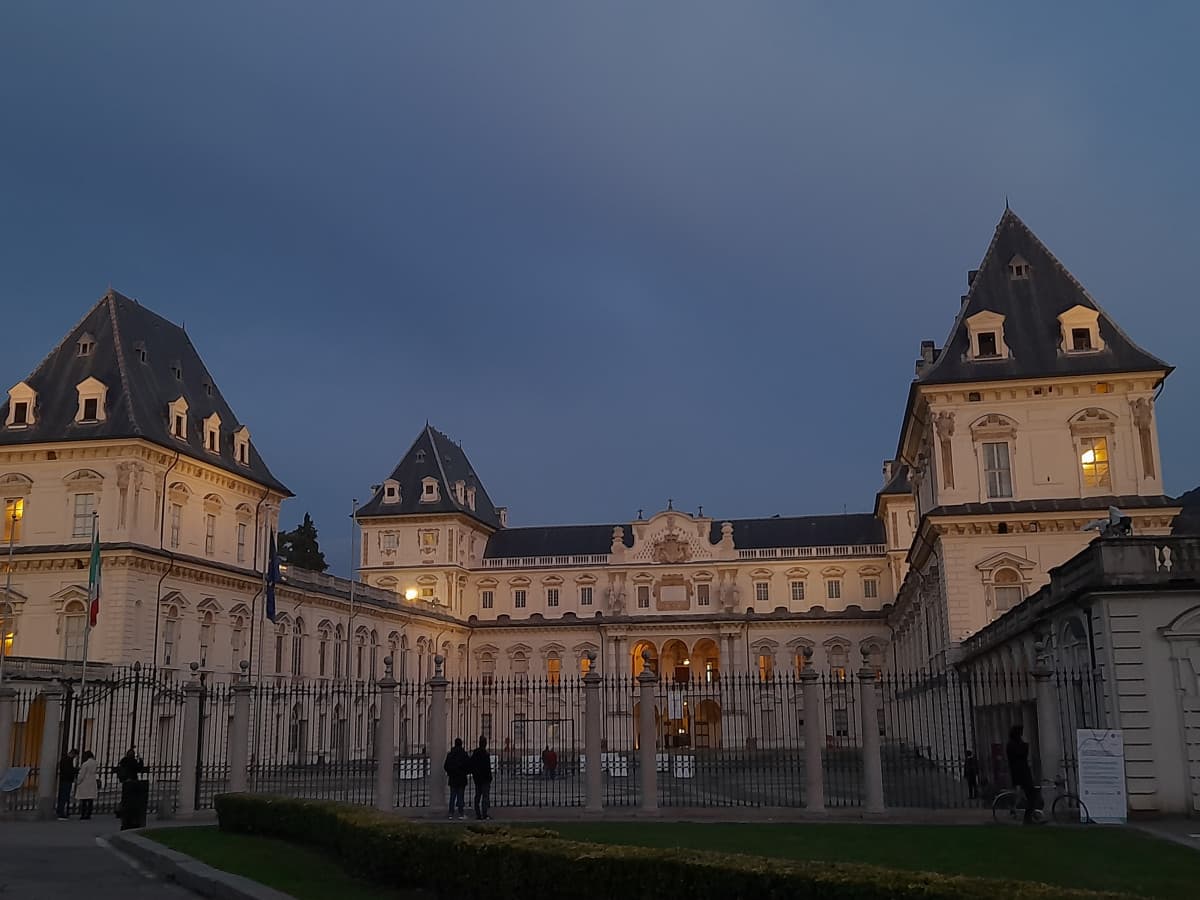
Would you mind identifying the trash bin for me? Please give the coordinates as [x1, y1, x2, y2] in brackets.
[119, 779, 149, 830]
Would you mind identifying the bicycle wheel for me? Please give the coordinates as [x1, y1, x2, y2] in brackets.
[992, 790, 1024, 823]
[1051, 793, 1091, 825]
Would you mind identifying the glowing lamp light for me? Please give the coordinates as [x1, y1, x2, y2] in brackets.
[1081, 449, 1096, 464]
[404, 588, 419, 601]
[682, 658, 691, 666]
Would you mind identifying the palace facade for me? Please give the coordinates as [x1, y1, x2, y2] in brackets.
[0, 209, 1188, 702]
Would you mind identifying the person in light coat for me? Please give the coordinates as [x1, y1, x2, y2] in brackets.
[75, 751, 98, 820]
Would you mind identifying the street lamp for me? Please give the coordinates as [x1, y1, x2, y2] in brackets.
[1, 498, 25, 687]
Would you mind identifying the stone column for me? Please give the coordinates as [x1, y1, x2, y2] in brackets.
[427, 655, 448, 814]
[637, 652, 658, 812]
[1032, 643, 1062, 786]
[800, 649, 825, 811]
[36, 685, 65, 820]
[857, 652, 884, 813]
[583, 652, 603, 812]
[176, 664, 203, 817]
[228, 662, 252, 794]
[376, 657, 398, 812]
[0, 686, 15, 773]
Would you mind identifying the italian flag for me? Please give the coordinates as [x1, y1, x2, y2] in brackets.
[87, 523, 101, 628]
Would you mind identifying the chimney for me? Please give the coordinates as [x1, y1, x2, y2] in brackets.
[967, 269, 978, 286]
[882, 460, 894, 485]
[497, 506, 508, 528]
[915, 340, 938, 376]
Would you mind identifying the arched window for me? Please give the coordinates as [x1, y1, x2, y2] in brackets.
[355, 628, 368, 681]
[0, 601, 16, 656]
[387, 631, 400, 675]
[546, 650, 561, 686]
[231, 615, 245, 669]
[274, 623, 287, 674]
[369, 629, 380, 681]
[993, 568, 1023, 614]
[334, 625, 344, 678]
[199, 611, 214, 669]
[399, 634, 410, 681]
[291, 619, 305, 676]
[162, 604, 180, 667]
[479, 651, 496, 688]
[318, 624, 331, 677]
[512, 650, 529, 678]
[62, 600, 87, 660]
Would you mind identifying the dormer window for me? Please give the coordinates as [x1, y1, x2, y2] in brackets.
[6, 383, 36, 429]
[382, 479, 400, 504]
[77, 333, 96, 357]
[454, 480, 466, 504]
[204, 413, 221, 453]
[1007, 255, 1031, 280]
[170, 361, 183, 381]
[74, 377, 108, 424]
[420, 477, 439, 503]
[233, 426, 251, 466]
[134, 342, 148, 364]
[1058, 305, 1104, 355]
[168, 397, 189, 440]
[415, 449, 426, 463]
[466, 486, 476, 511]
[965, 310, 1009, 361]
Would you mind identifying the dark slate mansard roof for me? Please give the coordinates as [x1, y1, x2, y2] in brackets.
[356, 425, 503, 529]
[917, 208, 1171, 386]
[0, 290, 289, 494]
[1173, 485, 1200, 536]
[483, 513, 885, 559]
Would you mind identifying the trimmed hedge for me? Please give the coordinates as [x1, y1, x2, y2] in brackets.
[214, 794, 1127, 900]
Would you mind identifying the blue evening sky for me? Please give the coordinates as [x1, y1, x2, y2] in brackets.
[2, 3, 1197, 575]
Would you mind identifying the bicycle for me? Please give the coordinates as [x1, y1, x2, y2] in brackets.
[991, 777, 1091, 825]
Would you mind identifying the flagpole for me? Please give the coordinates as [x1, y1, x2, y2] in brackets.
[81, 511, 98, 694]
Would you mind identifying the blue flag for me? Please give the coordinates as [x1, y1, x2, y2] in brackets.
[265, 532, 280, 623]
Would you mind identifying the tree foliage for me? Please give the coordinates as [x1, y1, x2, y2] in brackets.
[278, 512, 328, 573]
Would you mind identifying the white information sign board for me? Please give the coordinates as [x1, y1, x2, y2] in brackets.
[1076, 729, 1126, 824]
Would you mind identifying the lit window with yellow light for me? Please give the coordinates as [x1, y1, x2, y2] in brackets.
[1, 603, 14, 656]
[757, 653, 774, 682]
[1079, 437, 1111, 489]
[3, 498, 23, 542]
[546, 654, 561, 686]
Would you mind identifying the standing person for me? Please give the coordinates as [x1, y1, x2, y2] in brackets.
[75, 751, 98, 820]
[541, 746, 558, 780]
[470, 736, 492, 820]
[1006, 725, 1038, 824]
[964, 750, 980, 800]
[443, 738, 470, 820]
[56, 749, 79, 820]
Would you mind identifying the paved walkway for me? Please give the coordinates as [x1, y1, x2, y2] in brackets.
[0, 817, 195, 899]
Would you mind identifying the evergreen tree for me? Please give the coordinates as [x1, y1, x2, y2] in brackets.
[278, 512, 328, 573]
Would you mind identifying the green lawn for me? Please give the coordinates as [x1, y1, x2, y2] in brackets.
[546, 822, 1200, 899]
[146, 828, 416, 900]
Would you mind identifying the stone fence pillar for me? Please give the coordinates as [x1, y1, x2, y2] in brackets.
[1033, 643, 1063, 787]
[36, 685, 64, 819]
[427, 656, 448, 814]
[228, 662, 252, 794]
[799, 649, 825, 811]
[857, 653, 885, 813]
[583, 653, 603, 812]
[176, 665, 203, 818]
[376, 657, 397, 812]
[637, 652, 658, 812]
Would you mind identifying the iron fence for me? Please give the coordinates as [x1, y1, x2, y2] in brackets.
[3, 687, 42, 813]
[392, 678, 430, 808]
[600, 675, 640, 807]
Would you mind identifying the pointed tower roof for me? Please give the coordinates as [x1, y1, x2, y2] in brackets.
[0, 289, 289, 494]
[918, 208, 1171, 385]
[356, 425, 502, 528]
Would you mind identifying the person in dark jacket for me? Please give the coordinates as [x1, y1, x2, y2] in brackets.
[541, 746, 558, 780]
[964, 750, 980, 800]
[470, 736, 492, 820]
[444, 738, 471, 820]
[56, 749, 79, 820]
[1006, 725, 1038, 823]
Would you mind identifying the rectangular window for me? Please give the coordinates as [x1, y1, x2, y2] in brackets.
[977, 331, 998, 357]
[3, 498, 23, 542]
[205, 514, 216, 555]
[580, 586, 593, 606]
[174, 415, 185, 438]
[514, 589, 527, 609]
[82, 398, 98, 421]
[696, 583, 710, 607]
[72, 493, 96, 538]
[757, 653, 774, 682]
[318, 638, 327, 676]
[826, 579, 842, 600]
[63, 614, 86, 659]
[546, 588, 559, 608]
[169, 503, 182, 549]
[1071, 327, 1093, 351]
[983, 441, 1013, 499]
[163, 620, 177, 666]
[12, 401, 28, 425]
[547, 657, 561, 686]
[482, 590, 494, 610]
[1080, 436, 1111, 488]
[237, 523, 247, 563]
[790, 581, 805, 602]
[275, 633, 284, 674]
[994, 586, 1023, 614]
[637, 585, 650, 609]
[382, 533, 399, 550]
[754, 582, 769, 603]
[863, 578, 879, 599]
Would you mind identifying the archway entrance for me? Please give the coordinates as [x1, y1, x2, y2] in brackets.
[631, 640, 658, 677]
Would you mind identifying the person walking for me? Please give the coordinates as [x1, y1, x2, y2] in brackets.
[470, 736, 492, 820]
[444, 738, 471, 820]
[55, 749, 79, 820]
[541, 746, 558, 780]
[964, 750, 980, 800]
[75, 751, 98, 820]
[1006, 724, 1038, 824]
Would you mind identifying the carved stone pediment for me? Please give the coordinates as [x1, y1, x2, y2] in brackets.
[652, 533, 691, 564]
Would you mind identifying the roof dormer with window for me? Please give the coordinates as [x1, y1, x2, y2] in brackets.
[964, 310, 1009, 361]
[203, 413, 222, 454]
[1058, 305, 1105, 355]
[420, 477, 440, 503]
[233, 426, 251, 466]
[168, 397, 189, 441]
[77, 332, 96, 357]
[382, 479, 401, 504]
[74, 377, 108, 424]
[6, 382, 36, 429]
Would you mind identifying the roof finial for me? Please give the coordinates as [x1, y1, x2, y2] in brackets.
[637, 508, 643, 520]
[1005, 194, 1010, 211]
[667, 497, 673, 510]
